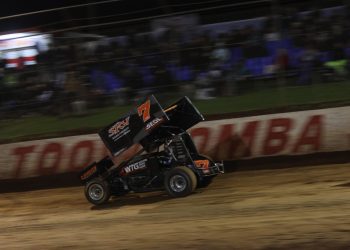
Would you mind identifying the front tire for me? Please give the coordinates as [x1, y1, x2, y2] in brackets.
[164, 166, 197, 198]
[84, 178, 111, 205]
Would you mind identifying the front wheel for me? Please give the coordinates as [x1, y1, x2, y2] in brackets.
[84, 178, 111, 205]
[164, 166, 197, 198]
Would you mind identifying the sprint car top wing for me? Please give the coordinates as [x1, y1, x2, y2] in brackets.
[129, 96, 205, 152]
[164, 96, 204, 131]
[99, 95, 169, 156]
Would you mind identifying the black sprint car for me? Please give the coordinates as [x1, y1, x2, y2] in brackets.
[79, 95, 224, 205]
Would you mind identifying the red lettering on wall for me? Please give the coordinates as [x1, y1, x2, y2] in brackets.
[190, 127, 210, 153]
[69, 140, 95, 171]
[213, 124, 234, 160]
[37, 143, 63, 176]
[262, 118, 292, 155]
[213, 121, 260, 160]
[293, 115, 323, 153]
[12, 145, 36, 178]
[232, 121, 260, 158]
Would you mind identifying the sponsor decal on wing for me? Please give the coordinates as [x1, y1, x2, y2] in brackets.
[145, 117, 164, 131]
[107, 117, 132, 142]
[108, 117, 130, 138]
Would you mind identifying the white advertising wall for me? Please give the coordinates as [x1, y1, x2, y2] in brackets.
[1, 106, 349, 180]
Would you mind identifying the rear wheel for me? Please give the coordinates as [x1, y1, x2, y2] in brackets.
[84, 178, 111, 205]
[164, 166, 197, 198]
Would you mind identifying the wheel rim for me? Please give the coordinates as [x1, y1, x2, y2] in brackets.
[169, 174, 187, 192]
[89, 183, 104, 201]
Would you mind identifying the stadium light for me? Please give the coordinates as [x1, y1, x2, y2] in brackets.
[0, 32, 38, 40]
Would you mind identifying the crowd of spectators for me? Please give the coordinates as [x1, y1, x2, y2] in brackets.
[1, 5, 350, 117]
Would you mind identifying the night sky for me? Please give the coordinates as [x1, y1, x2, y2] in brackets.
[0, 0, 161, 32]
[0, 0, 345, 34]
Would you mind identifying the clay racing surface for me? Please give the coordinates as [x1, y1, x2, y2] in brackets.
[1, 163, 350, 250]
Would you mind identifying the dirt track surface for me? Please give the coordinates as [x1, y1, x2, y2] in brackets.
[1, 164, 350, 250]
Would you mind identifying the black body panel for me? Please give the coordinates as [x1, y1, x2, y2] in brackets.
[164, 96, 204, 131]
[79, 156, 114, 183]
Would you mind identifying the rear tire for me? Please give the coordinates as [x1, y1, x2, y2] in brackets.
[164, 166, 197, 198]
[84, 178, 111, 205]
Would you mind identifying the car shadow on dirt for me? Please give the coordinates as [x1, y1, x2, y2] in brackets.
[90, 191, 171, 210]
[334, 182, 350, 188]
